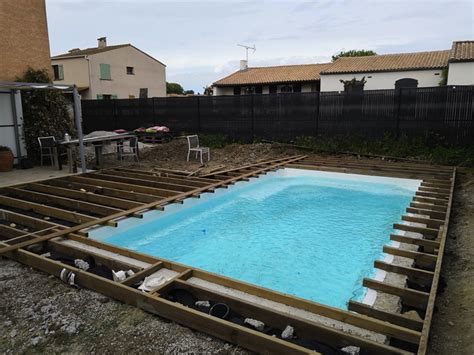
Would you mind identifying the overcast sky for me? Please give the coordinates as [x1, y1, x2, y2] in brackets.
[46, 0, 473, 93]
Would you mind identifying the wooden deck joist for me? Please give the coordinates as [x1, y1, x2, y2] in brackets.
[0, 156, 456, 354]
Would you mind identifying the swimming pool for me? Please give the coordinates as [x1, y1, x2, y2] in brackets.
[91, 168, 421, 309]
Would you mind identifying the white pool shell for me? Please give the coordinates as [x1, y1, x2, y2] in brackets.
[88, 168, 422, 308]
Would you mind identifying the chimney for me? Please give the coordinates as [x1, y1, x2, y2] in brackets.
[97, 37, 107, 48]
[240, 60, 248, 71]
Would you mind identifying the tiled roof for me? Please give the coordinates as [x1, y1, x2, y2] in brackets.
[321, 50, 450, 75]
[213, 63, 333, 86]
[449, 41, 474, 62]
[51, 44, 130, 59]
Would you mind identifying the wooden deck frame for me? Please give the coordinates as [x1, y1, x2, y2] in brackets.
[0, 156, 456, 354]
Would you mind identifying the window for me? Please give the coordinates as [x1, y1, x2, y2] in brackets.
[279, 85, 293, 93]
[52, 64, 64, 80]
[100, 63, 111, 80]
[233, 87, 241, 95]
[269, 85, 277, 94]
[97, 94, 117, 100]
[139, 88, 148, 98]
[126, 66, 134, 75]
[241, 86, 255, 95]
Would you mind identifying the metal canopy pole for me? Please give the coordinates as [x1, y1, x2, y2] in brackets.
[72, 85, 86, 173]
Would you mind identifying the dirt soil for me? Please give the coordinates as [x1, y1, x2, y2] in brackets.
[1, 141, 473, 354]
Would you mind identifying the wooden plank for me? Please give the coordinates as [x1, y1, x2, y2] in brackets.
[401, 215, 444, 228]
[109, 169, 209, 188]
[71, 175, 176, 197]
[120, 262, 164, 286]
[409, 202, 446, 213]
[418, 186, 450, 194]
[93, 171, 195, 192]
[363, 278, 430, 309]
[383, 246, 437, 267]
[393, 223, 439, 238]
[4, 187, 121, 217]
[0, 224, 25, 239]
[173, 280, 418, 349]
[47, 179, 159, 204]
[4, 247, 314, 355]
[0, 195, 111, 226]
[0, 209, 63, 230]
[348, 300, 424, 331]
[374, 260, 434, 284]
[390, 234, 440, 249]
[406, 207, 446, 220]
[418, 169, 456, 355]
[415, 191, 449, 199]
[28, 183, 141, 210]
[413, 196, 448, 206]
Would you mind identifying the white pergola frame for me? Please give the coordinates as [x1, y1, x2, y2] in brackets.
[0, 81, 86, 173]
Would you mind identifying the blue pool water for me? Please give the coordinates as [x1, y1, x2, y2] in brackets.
[92, 169, 420, 309]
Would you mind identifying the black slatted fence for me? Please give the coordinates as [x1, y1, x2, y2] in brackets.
[82, 85, 474, 145]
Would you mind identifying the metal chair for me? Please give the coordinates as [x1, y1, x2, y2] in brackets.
[118, 136, 139, 161]
[37, 136, 57, 166]
[186, 135, 210, 165]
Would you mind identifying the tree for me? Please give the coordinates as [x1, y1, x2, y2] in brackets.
[166, 82, 184, 95]
[16, 67, 75, 162]
[332, 49, 377, 62]
[183, 90, 195, 95]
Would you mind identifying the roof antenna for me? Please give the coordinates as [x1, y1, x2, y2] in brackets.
[237, 44, 256, 63]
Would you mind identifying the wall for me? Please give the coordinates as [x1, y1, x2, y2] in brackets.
[320, 70, 443, 92]
[447, 62, 474, 85]
[87, 46, 166, 99]
[51, 57, 90, 89]
[0, 0, 52, 81]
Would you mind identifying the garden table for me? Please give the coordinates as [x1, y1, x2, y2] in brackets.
[58, 133, 136, 172]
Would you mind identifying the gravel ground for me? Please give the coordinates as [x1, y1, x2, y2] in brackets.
[1, 141, 473, 354]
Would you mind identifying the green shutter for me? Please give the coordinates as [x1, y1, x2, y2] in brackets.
[97, 94, 103, 100]
[58, 65, 64, 80]
[100, 64, 111, 80]
[112, 95, 118, 99]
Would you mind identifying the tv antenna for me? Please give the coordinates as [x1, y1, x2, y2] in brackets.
[237, 44, 256, 62]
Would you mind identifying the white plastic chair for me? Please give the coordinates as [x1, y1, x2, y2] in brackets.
[186, 135, 210, 165]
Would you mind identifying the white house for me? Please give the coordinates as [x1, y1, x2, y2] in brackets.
[319, 50, 450, 91]
[51, 37, 167, 99]
[447, 41, 474, 85]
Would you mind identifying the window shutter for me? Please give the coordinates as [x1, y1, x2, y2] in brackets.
[97, 94, 103, 100]
[100, 64, 111, 80]
[58, 65, 64, 80]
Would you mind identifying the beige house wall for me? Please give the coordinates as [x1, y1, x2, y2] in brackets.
[88, 46, 165, 99]
[447, 62, 474, 85]
[320, 69, 443, 92]
[52, 46, 166, 99]
[0, 0, 52, 81]
[50, 57, 90, 88]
